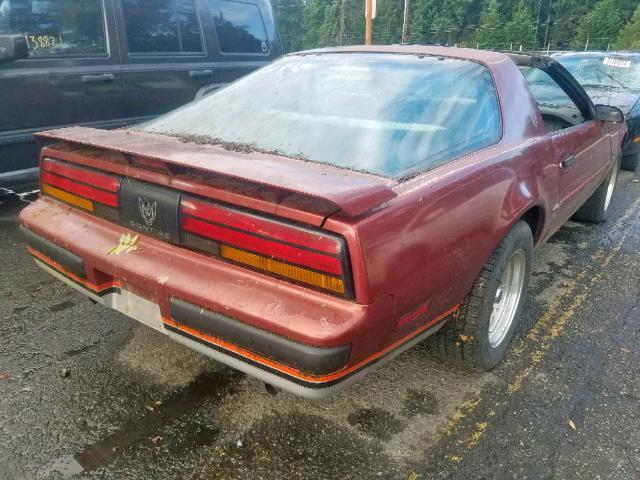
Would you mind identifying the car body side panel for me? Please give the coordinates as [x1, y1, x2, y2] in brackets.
[324, 137, 556, 341]
[554, 121, 614, 221]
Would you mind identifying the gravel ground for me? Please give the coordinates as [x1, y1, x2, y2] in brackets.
[0, 170, 638, 480]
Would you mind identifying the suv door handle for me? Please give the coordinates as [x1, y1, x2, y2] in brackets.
[188, 69, 214, 78]
[561, 155, 576, 169]
[81, 73, 115, 83]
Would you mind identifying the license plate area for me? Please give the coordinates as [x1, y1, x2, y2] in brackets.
[119, 178, 181, 243]
[103, 288, 164, 333]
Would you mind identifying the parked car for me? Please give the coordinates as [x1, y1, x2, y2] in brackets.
[0, 0, 282, 188]
[19, 46, 626, 398]
[552, 51, 640, 171]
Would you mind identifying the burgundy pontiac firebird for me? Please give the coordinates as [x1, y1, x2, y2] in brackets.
[20, 46, 626, 398]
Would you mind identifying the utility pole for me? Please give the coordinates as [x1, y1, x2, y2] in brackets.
[365, 0, 373, 45]
[402, 0, 411, 44]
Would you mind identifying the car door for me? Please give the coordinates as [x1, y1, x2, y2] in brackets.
[0, 0, 124, 154]
[114, 0, 218, 122]
[522, 65, 612, 225]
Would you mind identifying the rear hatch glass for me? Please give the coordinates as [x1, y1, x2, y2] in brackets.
[137, 53, 501, 179]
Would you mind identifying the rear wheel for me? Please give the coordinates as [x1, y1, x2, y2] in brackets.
[430, 221, 533, 370]
[621, 151, 639, 172]
[574, 156, 620, 223]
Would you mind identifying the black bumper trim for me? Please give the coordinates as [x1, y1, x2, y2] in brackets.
[169, 297, 351, 376]
[20, 226, 86, 279]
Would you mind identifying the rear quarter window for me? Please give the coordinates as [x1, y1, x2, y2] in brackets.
[0, 0, 106, 56]
[208, 0, 268, 54]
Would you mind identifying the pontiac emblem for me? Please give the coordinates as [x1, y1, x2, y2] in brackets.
[138, 197, 157, 226]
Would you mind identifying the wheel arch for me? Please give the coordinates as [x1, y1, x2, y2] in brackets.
[518, 205, 546, 247]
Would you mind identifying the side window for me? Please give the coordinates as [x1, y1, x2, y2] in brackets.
[208, 0, 268, 54]
[521, 67, 586, 133]
[122, 0, 203, 54]
[0, 0, 106, 57]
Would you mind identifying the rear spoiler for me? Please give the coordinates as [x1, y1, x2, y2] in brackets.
[35, 127, 397, 219]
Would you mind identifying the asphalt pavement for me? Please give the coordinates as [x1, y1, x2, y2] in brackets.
[0, 170, 638, 480]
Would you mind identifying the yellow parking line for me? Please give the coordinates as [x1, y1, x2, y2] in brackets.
[441, 193, 640, 460]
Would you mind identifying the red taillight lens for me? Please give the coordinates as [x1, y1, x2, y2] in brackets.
[40, 158, 121, 220]
[180, 197, 353, 297]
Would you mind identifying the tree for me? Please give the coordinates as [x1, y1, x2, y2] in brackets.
[504, 0, 536, 49]
[408, 0, 438, 43]
[573, 0, 622, 50]
[474, 0, 504, 49]
[431, 0, 473, 45]
[272, 0, 304, 53]
[302, 0, 328, 49]
[320, 0, 365, 46]
[615, 3, 640, 50]
[373, 0, 404, 45]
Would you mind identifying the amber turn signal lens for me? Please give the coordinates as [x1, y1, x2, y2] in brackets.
[42, 183, 94, 212]
[220, 245, 345, 294]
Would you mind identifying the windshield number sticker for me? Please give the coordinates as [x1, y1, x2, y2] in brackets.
[27, 35, 62, 51]
[603, 57, 631, 68]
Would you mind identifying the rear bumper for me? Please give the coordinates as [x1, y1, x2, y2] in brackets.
[19, 198, 452, 397]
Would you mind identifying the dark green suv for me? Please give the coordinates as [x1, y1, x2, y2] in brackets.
[0, 0, 282, 188]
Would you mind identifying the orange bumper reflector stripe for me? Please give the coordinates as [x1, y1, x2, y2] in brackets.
[28, 246, 120, 292]
[42, 183, 94, 212]
[220, 245, 345, 294]
[163, 303, 460, 383]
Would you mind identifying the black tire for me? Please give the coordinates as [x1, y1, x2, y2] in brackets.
[621, 152, 639, 172]
[573, 156, 621, 223]
[430, 221, 533, 371]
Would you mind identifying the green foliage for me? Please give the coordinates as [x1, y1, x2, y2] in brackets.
[373, 0, 403, 45]
[474, 0, 504, 49]
[272, 0, 304, 53]
[504, 0, 536, 49]
[271, 0, 637, 53]
[573, 0, 622, 50]
[615, 3, 640, 49]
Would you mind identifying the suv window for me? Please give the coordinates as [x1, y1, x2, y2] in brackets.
[122, 0, 203, 54]
[208, 0, 268, 54]
[521, 67, 586, 133]
[0, 0, 106, 56]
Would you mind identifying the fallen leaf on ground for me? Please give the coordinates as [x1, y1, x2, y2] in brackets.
[568, 419, 576, 430]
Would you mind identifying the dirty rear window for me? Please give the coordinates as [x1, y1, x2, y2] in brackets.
[138, 53, 502, 179]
